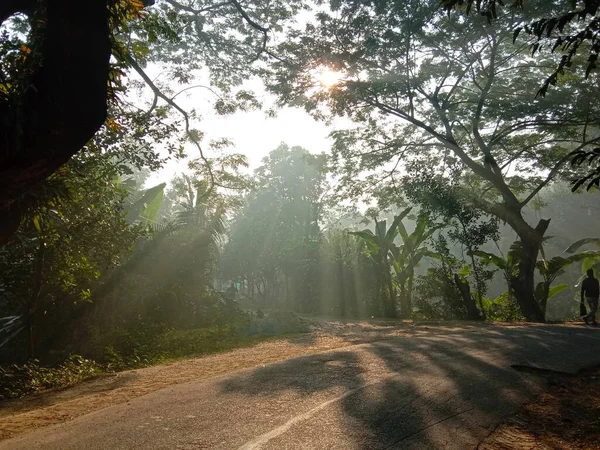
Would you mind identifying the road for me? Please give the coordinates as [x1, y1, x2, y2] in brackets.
[1, 324, 599, 450]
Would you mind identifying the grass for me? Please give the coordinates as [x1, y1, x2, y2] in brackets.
[0, 320, 299, 400]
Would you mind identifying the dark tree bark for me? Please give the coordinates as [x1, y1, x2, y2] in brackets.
[0, 0, 111, 243]
[509, 218, 550, 323]
[453, 273, 481, 321]
[384, 270, 397, 318]
[398, 271, 414, 319]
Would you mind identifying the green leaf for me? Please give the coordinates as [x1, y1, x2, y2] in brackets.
[139, 188, 164, 223]
[548, 284, 568, 299]
[459, 264, 471, 278]
[565, 238, 600, 253]
[582, 256, 600, 274]
[32, 216, 41, 233]
[386, 207, 412, 244]
[126, 182, 166, 223]
[472, 250, 507, 270]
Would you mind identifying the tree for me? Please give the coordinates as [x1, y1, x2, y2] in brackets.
[221, 144, 327, 312]
[474, 240, 600, 318]
[0, 153, 143, 359]
[267, 0, 600, 321]
[0, 1, 152, 240]
[441, 0, 600, 96]
[415, 234, 483, 320]
[0, 0, 302, 241]
[404, 172, 500, 316]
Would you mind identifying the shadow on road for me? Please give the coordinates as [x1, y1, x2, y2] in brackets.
[220, 325, 600, 449]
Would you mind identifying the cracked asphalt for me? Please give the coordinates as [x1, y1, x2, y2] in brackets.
[1, 324, 599, 450]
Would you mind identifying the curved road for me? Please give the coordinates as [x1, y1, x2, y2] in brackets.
[2, 324, 599, 450]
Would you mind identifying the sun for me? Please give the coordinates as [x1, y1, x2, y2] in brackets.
[319, 69, 343, 88]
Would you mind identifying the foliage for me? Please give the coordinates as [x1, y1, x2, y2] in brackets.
[221, 144, 327, 313]
[349, 208, 412, 317]
[85, 309, 301, 372]
[474, 238, 600, 317]
[414, 235, 477, 320]
[481, 292, 525, 322]
[390, 213, 441, 318]
[0, 152, 145, 359]
[0, 355, 101, 400]
[570, 147, 600, 191]
[404, 173, 498, 313]
[266, 0, 600, 321]
[441, 0, 600, 96]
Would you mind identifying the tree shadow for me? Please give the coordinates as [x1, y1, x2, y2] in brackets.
[220, 325, 600, 449]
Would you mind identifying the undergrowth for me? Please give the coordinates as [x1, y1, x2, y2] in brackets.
[0, 355, 102, 400]
[0, 311, 310, 400]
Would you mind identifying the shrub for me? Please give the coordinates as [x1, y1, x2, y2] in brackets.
[0, 355, 101, 400]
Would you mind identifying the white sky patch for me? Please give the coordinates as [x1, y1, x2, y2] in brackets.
[123, 64, 339, 187]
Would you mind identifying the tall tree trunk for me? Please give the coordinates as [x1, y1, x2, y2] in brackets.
[454, 274, 481, 320]
[383, 268, 397, 318]
[26, 239, 45, 359]
[406, 270, 414, 319]
[494, 201, 550, 322]
[510, 219, 550, 323]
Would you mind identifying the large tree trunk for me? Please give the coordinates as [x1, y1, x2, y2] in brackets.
[453, 274, 481, 320]
[491, 201, 550, 322]
[510, 219, 550, 323]
[0, 0, 110, 243]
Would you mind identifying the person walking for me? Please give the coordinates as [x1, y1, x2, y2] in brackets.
[581, 269, 599, 326]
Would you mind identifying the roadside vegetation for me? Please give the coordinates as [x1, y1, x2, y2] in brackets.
[1, 0, 600, 398]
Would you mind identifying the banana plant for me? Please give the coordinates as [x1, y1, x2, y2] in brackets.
[390, 214, 441, 318]
[535, 252, 600, 316]
[123, 182, 166, 225]
[472, 240, 523, 299]
[475, 240, 600, 317]
[565, 238, 600, 274]
[349, 207, 412, 317]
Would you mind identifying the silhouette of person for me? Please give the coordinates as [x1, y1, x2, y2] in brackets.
[581, 268, 599, 326]
[226, 283, 238, 301]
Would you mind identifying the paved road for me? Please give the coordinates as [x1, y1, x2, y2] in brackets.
[2, 324, 600, 450]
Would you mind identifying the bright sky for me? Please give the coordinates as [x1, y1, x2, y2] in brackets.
[146, 106, 334, 185]
[142, 70, 339, 187]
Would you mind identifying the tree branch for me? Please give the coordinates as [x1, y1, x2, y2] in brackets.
[521, 137, 600, 207]
[125, 53, 216, 192]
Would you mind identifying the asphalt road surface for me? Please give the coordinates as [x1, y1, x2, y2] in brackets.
[2, 324, 599, 450]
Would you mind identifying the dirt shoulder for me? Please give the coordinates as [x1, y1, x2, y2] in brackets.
[0, 319, 418, 442]
[481, 366, 600, 450]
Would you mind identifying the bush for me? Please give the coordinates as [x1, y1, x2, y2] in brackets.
[251, 310, 312, 335]
[0, 308, 313, 399]
[482, 292, 525, 322]
[0, 355, 101, 400]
